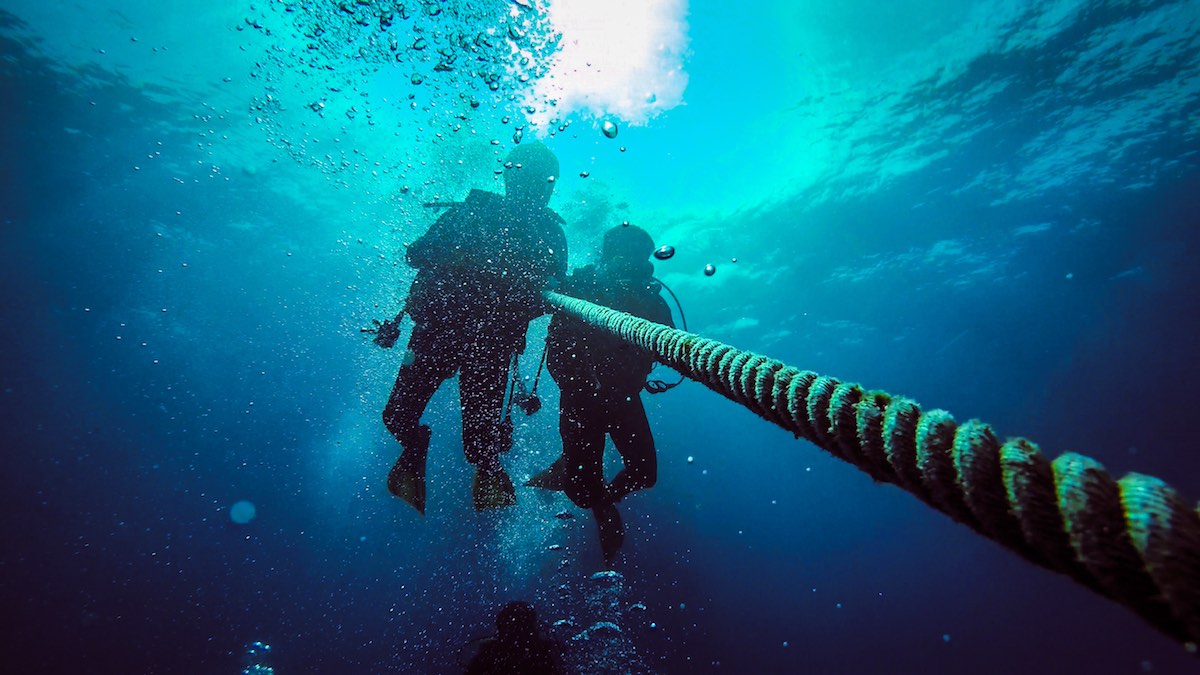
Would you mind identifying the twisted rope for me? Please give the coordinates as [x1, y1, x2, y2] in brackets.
[544, 291, 1200, 648]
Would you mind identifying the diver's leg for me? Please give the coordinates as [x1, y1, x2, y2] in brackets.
[460, 337, 517, 510]
[560, 389, 607, 510]
[382, 356, 448, 445]
[606, 397, 658, 503]
[560, 391, 625, 564]
[382, 326, 455, 513]
[593, 499, 625, 567]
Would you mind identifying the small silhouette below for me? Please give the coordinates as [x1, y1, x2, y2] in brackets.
[465, 601, 564, 675]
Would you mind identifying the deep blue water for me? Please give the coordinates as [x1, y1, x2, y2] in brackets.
[3, 1, 1200, 673]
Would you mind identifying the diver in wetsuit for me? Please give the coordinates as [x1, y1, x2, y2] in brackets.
[528, 224, 674, 564]
[376, 142, 567, 513]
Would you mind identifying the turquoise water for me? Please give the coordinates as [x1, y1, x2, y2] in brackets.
[2, 1, 1199, 672]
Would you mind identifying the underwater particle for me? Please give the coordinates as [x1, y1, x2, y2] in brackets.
[547, 544, 562, 551]
[512, 129, 524, 144]
[601, 120, 618, 139]
[579, 171, 590, 178]
[649, 622, 657, 629]
[942, 633, 951, 643]
[783, 641, 789, 647]
[704, 263, 716, 277]
[1065, 272, 1074, 279]
[554, 511, 574, 520]
[653, 245, 675, 260]
[687, 455, 694, 464]
[731, 257, 737, 263]
[620, 147, 627, 152]
[230, 500, 257, 525]
[410, 73, 423, 85]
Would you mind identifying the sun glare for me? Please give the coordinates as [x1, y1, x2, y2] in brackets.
[527, 0, 690, 128]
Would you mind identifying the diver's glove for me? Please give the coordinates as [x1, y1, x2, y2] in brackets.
[362, 315, 402, 348]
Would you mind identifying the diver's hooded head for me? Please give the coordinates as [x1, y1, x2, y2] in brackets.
[503, 142, 559, 208]
[495, 601, 539, 644]
[600, 223, 656, 279]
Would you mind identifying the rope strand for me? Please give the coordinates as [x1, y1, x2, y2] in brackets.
[544, 290, 1200, 649]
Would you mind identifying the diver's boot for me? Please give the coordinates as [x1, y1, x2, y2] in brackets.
[472, 460, 517, 511]
[593, 501, 625, 567]
[525, 455, 568, 491]
[387, 425, 431, 515]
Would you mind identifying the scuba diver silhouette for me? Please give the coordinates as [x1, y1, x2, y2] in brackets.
[528, 224, 676, 564]
[369, 142, 568, 514]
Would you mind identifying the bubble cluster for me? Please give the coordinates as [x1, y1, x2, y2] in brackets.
[244, 0, 563, 179]
[241, 640, 273, 675]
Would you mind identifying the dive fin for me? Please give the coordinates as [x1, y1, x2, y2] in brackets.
[473, 466, 517, 511]
[387, 425, 430, 515]
[388, 459, 427, 515]
[525, 455, 568, 491]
